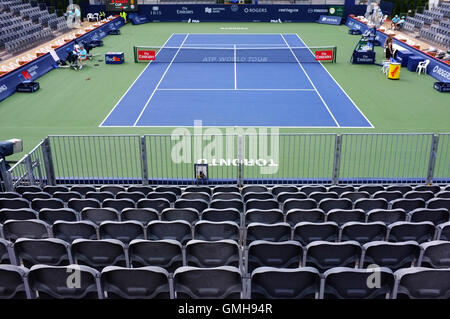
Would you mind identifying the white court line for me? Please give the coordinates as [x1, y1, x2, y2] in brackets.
[157, 88, 316, 91]
[294, 34, 374, 129]
[234, 44, 237, 90]
[98, 33, 175, 128]
[132, 34, 190, 127]
[280, 34, 340, 128]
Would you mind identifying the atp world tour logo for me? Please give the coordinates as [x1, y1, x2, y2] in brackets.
[230, 4, 239, 12]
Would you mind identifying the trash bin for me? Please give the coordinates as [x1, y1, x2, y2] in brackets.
[388, 62, 401, 80]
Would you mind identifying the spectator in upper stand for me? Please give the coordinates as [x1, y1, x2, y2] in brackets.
[396, 16, 406, 29]
[391, 15, 400, 29]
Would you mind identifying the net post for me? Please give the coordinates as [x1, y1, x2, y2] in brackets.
[134, 46, 137, 63]
[334, 46, 337, 63]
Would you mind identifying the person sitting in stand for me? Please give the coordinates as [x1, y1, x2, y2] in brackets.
[396, 16, 406, 29]
[391, 15, 400, 29]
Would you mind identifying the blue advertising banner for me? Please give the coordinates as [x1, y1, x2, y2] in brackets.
[346, 17, 450, 83]
[317, 15, 342, 25]
[0, 18, 124, 101]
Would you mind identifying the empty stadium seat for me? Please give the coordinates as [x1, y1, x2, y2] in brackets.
[246, 240, 302, 273]
[250, 267, 320, 299]
[361, 241, 420, 270]
[393, 268, 450, 299]
[101, 266, 171, 299]
[322, 267, 395, 299]
[173, 266, 243, 299]
[128, 239, 183, 272]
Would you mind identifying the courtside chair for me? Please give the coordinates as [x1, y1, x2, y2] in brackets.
[416, 59, 430, 74]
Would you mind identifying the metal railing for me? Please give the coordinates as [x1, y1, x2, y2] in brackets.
[1, 133, 449, 190]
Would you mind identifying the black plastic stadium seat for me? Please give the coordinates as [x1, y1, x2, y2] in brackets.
[304, 241, 362, 272]
[244, 209, 284, 225]
[283, 199, 317, 213]
[173, 266, 243, 299]
[322, 267, 394, 299]
[147, 192, 177, 203]
[340, 191, 370, 202]
[393, 268, 450, 299]
[245, 222, 291, 245]
[71, 239, 128, 270]
[277, 192, 308, 203]
[174, 199, 208, 213]
[13, 238, 71, 268]
[101, 266, 171, 299]
[210, 199, 243, 212]
[299, 186, 327, 196]
[99, 185, 126, 195]
[85, 191, 115, 202]
[102, 198, 135, 212]
[328, 185, 355, 196]
[271, 185, 299, 196]
[437, 221, 450, 241]
[116, 191, 146, 203]
[250, 267, 320, 299]
[246, 240, 302, 274]
[128, 239, 183, 272]
[293, 222, 339, 246]
[418, 241, 450, 269]
[326, 209, 365, 226]
[213, 186, 240, 194]
[285, 209, 326, 226]
[28, 264, 102, 299]
[136, 199, 171, 213]
[361, 241, 420, 270]
[366, 209, 407, 225]
[160, 208, 200, 225]
[52, 221, 99, 243]
[201, 208, 241, 225]
[146, 220, 192, 244]
[186, 239, 240, 268]
[193, 221, 240, 243]
[70, 185, 97, 196]
[212, 192, 242, 201]
[81, 208, 120, 225]
[99, 221, 145, 244]
[155, 186, 182, 196]
[22, 192, 51, 202]
[409, 208, 450, 225]
[0, 265, 29, 299]
[318, 198, 353, 213]
[387, 221, 436, 243]
[340, 222, 387, 244]
[353, 198, 388, 213]
[0, 208, 38, 223]
[180, 192, 211, 202]
[120, 208, 159, 224]
[3, 220, 51, 242]
[127, 185, 153, 195]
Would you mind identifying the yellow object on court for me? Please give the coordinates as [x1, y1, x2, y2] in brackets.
[388, 62, 401, 80]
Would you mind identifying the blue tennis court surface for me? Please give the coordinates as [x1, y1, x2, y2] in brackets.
[100, 33, 373, 128]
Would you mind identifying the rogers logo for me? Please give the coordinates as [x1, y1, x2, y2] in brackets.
[433, 65, 450, 81]
[0, 84, 7, 94]
[244, 8, 267, 13]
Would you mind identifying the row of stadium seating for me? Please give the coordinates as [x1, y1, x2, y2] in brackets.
[2, 233, 450, 270]
[1, 263, 449, 299]
[1, 216, 449, 246]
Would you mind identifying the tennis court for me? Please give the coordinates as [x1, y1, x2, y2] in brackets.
[100, 33, 373, 128]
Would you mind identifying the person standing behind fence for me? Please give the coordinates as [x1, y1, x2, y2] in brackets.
[384, 34, 394, 60]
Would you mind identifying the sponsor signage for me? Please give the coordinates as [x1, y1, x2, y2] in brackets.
[318, 15, 342, 25]
[138, 50, 156, 61]
[315, 50, 334, 61]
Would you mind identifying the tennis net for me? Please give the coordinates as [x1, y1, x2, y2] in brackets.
[133, 46, 337, 63]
